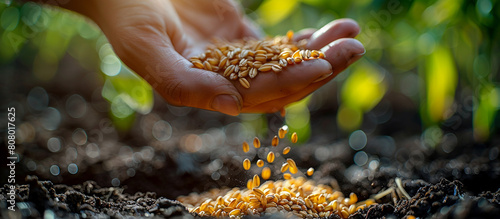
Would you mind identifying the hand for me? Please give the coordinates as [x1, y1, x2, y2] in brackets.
[62, 0, 364, 115]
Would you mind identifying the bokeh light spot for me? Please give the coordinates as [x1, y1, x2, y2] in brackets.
[27, 160, 37, 171]
[111, 178, 120, 187]
[72, 128, 88, 145]
[20, 2, 41, 26]
[68, 163, 78, 174]
[181, 134, 203, 153]
[110, 95, 135, 119]
[152, 120, 173, 141]
[27, 87, 48, 111]
[47, 137, 61, 152]
[417, 33, 436, 55]
[85, 143, 100, 158]
[476, 0, 492, 16]
[1, 7, 20, 31]
[354, 151, 368, 166]
[100, 54, 121, 76]
[49, 165, 60, 176]
[349, 130, 367, 151]
[66, 94, 87, 118]
[337, 105, 362, 132]
[40, 107, 61, 131]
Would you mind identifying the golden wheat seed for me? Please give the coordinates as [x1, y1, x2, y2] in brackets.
[219, 57, 228, 68]
[286, 158, 297, 169]
[272, 64, 282, 73]
[282, 125, 289, 133]
[242, 141, 249, 153]
[292, 50, 302, 59]
[253, 61, 262, 68]
[229, 73, 238, 80]
[286, 30, 294, 40]
[238, 69, 249, 78]
[249, 68, 258, 78]
[239, 78, 250, 89]
[289, 166, 298, 174]
[267, 151, 275, 163]
[243, 158, 251, 170]
[230, 58, 239, 65]
[263, 46, 273, 53]
[307, 167, 314, 176]
[239, 58, 248, 67]
[278, 128, 286, 139]
[294, 57, 302, 63]
[203, 60, 212, 71]
[340, 209, 349, 218]
[349, 193, 358, 205]
[253, 174, 260, 188]
[311, 50, 320, 58]
[253, 137, 261, 148]
[257, 159, 264, 167]
[291, 132, 298, 143]
[224, 65, 235, 77]
[229, 209, 241, 216]
[247, 179, 253, 190]
[240, 50, 249, 59]
[258, 65, 272, 72]
[283, 173, 292, 180]
[319, 51, 325, 59]
[189, 56, 200, 62]
[214, 49, 223, 59]
[281, 163, 289, 173]
[255, 55, 267, 63]
[300, 50, 308, 60]
[272, 135, 279, 146]
[193, 60, 204, 69]
[283, 146, 291, 155]
[256, 49, 267, 55]
[262, 167, 271, 180]
[207, 58, 218, 66]
[279, 51, 291, 59]
[279, 58, 288, 67]
[199, 52, 207, 60]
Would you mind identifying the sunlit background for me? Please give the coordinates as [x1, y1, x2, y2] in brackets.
[0, 0, 499, 195]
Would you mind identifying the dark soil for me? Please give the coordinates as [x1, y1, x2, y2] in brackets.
[1, 55, 500, 218]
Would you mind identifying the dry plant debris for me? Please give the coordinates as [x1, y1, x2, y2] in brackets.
[189, 31, 326, 88]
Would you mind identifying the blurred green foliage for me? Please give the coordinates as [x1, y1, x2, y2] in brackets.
[0, 1, 153, 131]
[1, 0, 498, 141]
[243, 0, 499, 141]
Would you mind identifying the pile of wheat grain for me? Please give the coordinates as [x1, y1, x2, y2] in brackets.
[189, 31, 325, 88]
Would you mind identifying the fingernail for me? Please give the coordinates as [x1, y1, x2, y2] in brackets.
[313, 72, 333, 83]
[212, 95, 241, 116]
[348, 40, 365, 64]
[351, 39, 366, 55]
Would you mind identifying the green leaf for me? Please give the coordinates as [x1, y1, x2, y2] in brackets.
[473, 85, 500, 141]
[257, 0, 299, 26]
[341, 62, 387, 112]
[102, 66, 154, 115]
[423, 45, 457, 124]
